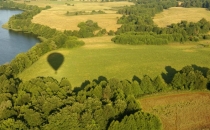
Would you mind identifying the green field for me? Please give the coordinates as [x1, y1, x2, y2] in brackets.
[18, 36, 210, 87]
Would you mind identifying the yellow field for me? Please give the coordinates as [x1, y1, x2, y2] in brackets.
[153, 7, 210, 27]
[29, 1, 134, 31]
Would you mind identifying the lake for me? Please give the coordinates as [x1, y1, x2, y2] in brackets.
[0, 10, 39, 65]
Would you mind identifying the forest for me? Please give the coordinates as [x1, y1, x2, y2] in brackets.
[0, 0, 210, 129]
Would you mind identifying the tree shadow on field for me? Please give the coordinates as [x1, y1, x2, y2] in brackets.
[132, 75, 141, 84]
[93, 76, 108, 84]
[73, 80, 91, 93]
[47, 52, 64, 74]
[161, 66, 177, 84]
[207, 82, 210, 90]
[191, 64, 209, 77]
[73, 76, 108, 93]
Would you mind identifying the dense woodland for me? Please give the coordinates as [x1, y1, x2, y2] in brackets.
[0, 0, 210, 129]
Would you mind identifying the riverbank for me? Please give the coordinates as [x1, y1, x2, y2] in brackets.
[2, 22, 23, 32]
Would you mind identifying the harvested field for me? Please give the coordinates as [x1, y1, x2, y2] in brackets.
[153, 7, 210, 27]
[30, 1, 134, 31]
[140, 92, 210, 130]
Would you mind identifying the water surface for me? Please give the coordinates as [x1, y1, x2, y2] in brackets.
[0, 10, 39, 64]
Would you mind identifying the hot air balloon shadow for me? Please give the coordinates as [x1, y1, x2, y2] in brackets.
[47, 52, 64, 74]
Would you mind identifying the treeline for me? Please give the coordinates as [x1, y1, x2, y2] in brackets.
[112, 0, 210, 45]
[0, 1, 42, 10]
[0, 65, 210, 129]
[111, 32, 168, 45]
[66, 10, 105, 16]
[180, 0, 210, 9]
[112, 18, 210, 44]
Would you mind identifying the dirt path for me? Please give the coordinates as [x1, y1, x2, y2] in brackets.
[139, 91, 210, 130]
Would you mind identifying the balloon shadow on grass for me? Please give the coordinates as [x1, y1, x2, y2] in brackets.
[47, 52, 64, 74]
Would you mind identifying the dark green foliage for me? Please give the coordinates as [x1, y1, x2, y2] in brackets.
[112, 32, 168, 45]
[66, 10, 105, 16]
[64, 20, 106, 38]
[108, 111, 162, 130]
[23, 108, 44, 127]
[45, 5, 51, 10]
[77, 20, 102, 38]
[180, 0, 210, 9]
[8, 39, 57, 76]
[108, 30, 115, 35]
[0, 65, 209, 129]
[91, 10, 106, 14]
[153, 75, 170, 92]
[171, 66, 208, 90]
[0, 119, 27, 130]
[96, 29, 107, 36]
[112, 0, 210, 45]
[140, 75, 157, 94]
[0, 76, 156, 129]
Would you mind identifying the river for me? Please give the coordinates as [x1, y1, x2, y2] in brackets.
[0, 10, 39, 65]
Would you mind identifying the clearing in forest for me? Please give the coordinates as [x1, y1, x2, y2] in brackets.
[29, 1, 134, 31]
[18, 36, 210, 87]
[139, 91, 210, 130]
[153, 7, 210, 27]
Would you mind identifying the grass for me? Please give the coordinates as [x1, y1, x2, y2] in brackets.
[18, 36, 210, 87]
[153, 7, 210, 27]
[27, 1, 134, 31]
[139, 91, 210, 129]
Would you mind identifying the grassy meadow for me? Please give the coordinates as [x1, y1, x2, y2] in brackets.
[153, 7, 210, 27]
[28, 1, 134, 31]
[18, 36, 210, 87]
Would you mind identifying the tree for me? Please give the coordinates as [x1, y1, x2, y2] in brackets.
[171, 66, 208, 90]
[140, 75, 156, 94]
[0, 119, 27, 130]
[153, 75, 169, 92]
[22, 108, 43, 127]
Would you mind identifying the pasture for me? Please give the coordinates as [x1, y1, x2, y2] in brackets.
[29, 1, 134, 31]
[140, 91, 210, 130]
[18, 36, 210, 87]
[153, 7, 210, 27]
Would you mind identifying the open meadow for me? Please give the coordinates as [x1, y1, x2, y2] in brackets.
[140, 91, 210, 130]
[27, 1, 134, 31]
[18, 36, 210, 87]
[153, 7, 210, 27]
